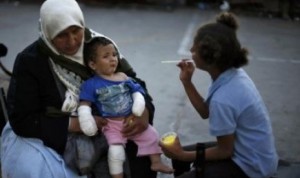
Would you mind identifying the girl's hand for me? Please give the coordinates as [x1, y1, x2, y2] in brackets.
[177, 59, 195, 84]
[159, 137, 185, 160]
[122, 109, 149, 138]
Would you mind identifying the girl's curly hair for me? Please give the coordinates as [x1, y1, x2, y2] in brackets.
[194, 12, 248, 71]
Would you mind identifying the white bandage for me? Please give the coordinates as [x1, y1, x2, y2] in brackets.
[108, 145, 125, 175]
[131, 92, 145, 117]
[77, 105, 98, 136]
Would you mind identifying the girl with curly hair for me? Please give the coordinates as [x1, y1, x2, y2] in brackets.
[160, 12, 278, 178]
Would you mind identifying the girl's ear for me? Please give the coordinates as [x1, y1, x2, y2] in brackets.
[88, 60, 96, 70]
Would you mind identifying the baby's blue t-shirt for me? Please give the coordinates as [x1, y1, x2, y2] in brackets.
[80, 75, 144, 118]
[206, 68, 278, 178]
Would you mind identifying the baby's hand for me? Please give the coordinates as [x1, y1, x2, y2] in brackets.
[132, 92, 145, 117]
[78, 105, 98, 136]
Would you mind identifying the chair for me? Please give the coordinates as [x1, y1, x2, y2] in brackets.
[0, 87, 8, 134]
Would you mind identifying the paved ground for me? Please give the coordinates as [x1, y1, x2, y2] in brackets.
[0, 2, 299, 178]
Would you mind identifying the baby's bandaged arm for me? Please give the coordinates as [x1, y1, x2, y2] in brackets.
[132, 92, 145, 117]
[77, 105, 98, 136]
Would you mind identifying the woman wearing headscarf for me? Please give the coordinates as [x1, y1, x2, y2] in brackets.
[1, 0, 156, 177]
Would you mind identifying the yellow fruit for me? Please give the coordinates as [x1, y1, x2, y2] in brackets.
[161, 134, 176, 145]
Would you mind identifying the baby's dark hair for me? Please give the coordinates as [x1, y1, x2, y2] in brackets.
[83, 37, 116, 67]
[194, 12, 248, 71]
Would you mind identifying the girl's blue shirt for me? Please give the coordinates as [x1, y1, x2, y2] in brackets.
[206, 68, 278, 178]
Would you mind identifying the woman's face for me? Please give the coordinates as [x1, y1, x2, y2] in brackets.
[89, 44, 118, 76]
[190, 42, 206, 70]
[52, 26, 84, 55]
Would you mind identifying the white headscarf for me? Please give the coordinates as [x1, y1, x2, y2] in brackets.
[40, 0, 86, 112]
[39, 0, 85, 64]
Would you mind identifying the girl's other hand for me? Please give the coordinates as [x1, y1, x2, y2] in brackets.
[159, 137, 184, 160]
[177, 59, 195, 83]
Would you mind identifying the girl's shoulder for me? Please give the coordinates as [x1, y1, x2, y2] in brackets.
[94, 72, 128, 83]
[115, 72, 128, 81]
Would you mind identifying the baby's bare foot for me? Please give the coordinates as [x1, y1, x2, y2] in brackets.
[151, 162, 174, 174]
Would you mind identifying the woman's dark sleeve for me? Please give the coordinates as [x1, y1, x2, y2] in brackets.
[117, 57, 155, 125]
[7, 47, 69, 154]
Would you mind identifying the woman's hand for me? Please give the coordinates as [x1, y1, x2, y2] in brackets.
[177, 59, 195, 84]
[122, 108, 149, 138]
[68, 116, 81, 132]
[94, 115, 108, 130]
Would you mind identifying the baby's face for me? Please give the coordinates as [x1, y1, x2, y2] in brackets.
[90, 44, 118, 76]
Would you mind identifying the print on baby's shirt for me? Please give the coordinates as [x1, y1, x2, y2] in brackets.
[96, 83, 132, 117]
